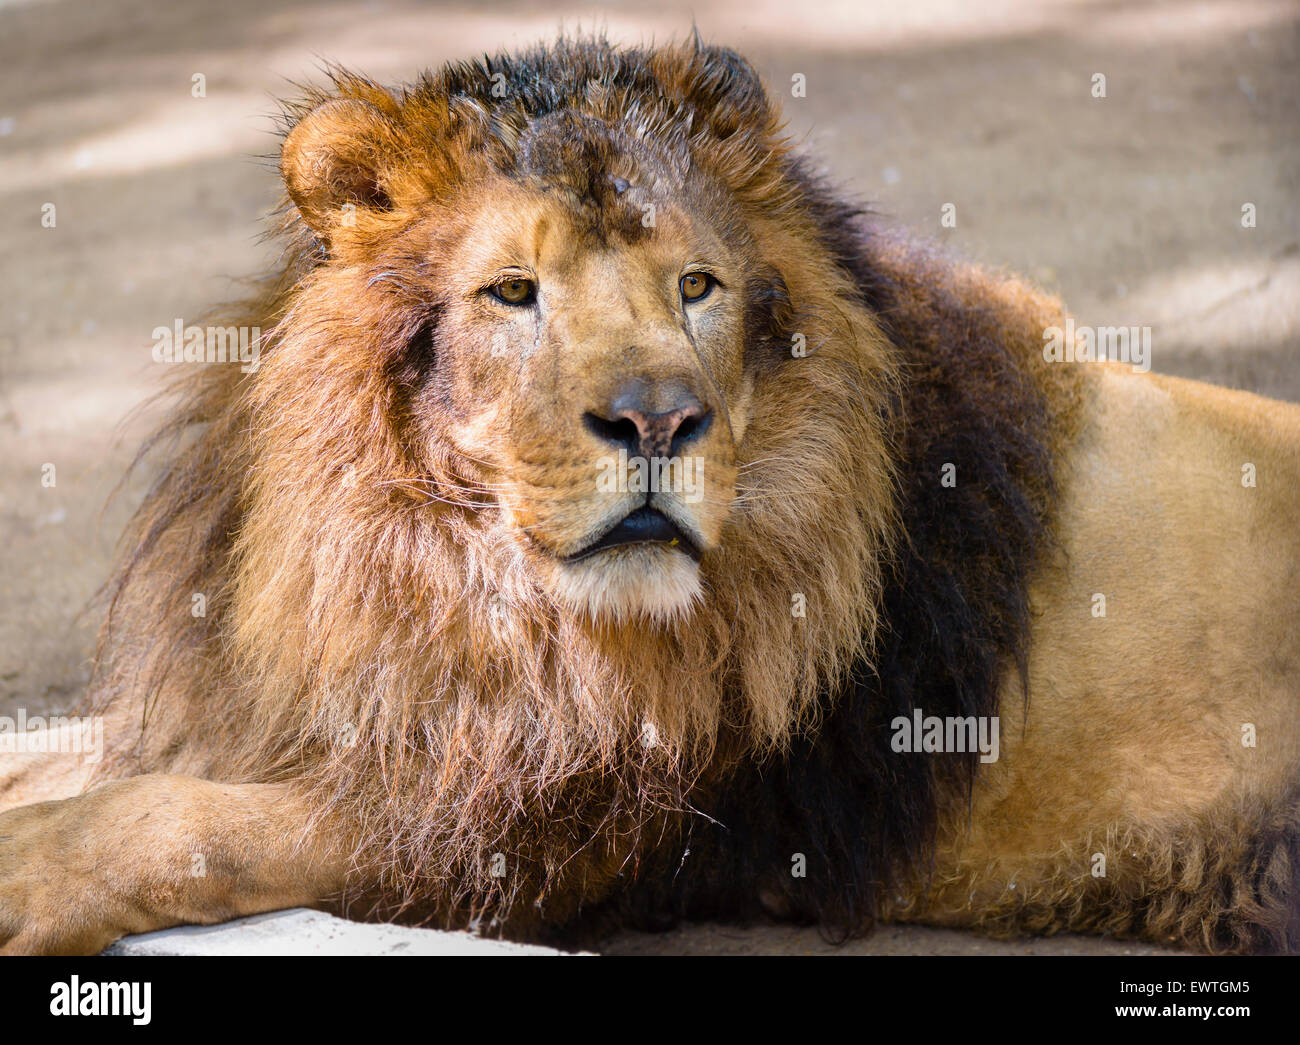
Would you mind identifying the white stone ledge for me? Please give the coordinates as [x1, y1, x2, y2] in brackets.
[103, 908, 569, 956]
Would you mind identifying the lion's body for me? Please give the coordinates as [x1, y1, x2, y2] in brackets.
[945, 366, 1300, 950]
[1, 35, 1297, 954]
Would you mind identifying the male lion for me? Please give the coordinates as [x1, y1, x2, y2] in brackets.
[2, 35, 1298, 955]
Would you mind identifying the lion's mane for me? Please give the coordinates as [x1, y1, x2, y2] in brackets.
[89, 35, 1079, 939]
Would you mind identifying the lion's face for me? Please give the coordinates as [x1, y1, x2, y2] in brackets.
[409, 174, 758, 622]
[279, 94, 782, 625]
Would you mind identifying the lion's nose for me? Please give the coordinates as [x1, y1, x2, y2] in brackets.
[584, 389, 712, 460]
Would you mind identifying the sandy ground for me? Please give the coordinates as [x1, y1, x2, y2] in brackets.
[0, 0, 1296, 955]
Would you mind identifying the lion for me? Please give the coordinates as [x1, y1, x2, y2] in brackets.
[2, 34, 1299, 956]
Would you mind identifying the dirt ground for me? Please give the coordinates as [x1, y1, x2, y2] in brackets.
[1, 0, 1296, 956]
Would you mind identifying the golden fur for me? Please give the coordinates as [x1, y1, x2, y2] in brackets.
[80, 38, 896, 931]
[1, 35, 1297, 954]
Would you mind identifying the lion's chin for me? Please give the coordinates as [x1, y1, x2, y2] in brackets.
[546, 544, 704, 625]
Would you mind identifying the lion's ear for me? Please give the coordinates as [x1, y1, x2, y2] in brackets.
[655, 40, 775, 141]
[281, 98, 398, 236]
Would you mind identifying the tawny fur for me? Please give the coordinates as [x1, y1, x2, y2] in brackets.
[88, 37, 897, 930]
[2, 34, 1297, 954]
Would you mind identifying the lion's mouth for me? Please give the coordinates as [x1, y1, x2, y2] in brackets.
[565, 506, 703, 563]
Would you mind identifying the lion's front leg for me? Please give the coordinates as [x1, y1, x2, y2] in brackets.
[0, 774, 350, 955]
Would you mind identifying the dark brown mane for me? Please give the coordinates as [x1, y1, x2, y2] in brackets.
[592, 227, 1087, 941]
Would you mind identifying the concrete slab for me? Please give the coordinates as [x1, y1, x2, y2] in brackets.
[104, 908, 572, 957]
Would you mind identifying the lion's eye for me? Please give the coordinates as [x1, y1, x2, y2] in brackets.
[491, 278, 536, 305]
[680, 272, 714, 302]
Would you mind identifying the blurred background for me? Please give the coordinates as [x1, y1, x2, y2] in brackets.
[1, 0, 1297, 954]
